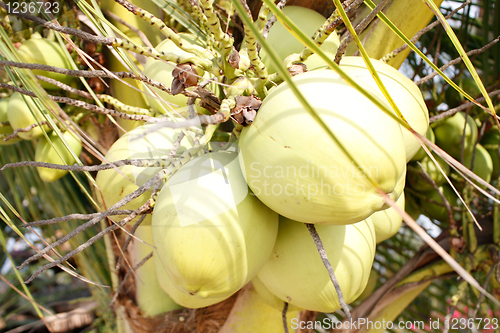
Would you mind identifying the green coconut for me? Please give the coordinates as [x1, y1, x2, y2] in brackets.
[434, 112, 478, 159]
[239, 69, 406, 225]
[95, 124, 192, 225]
[7, 92, 50, 140]
[480, 128, 499, 178]
[256, 216, 376, 312]
[407, 153, 450, 192]
[421, 185, 456, 222]
[35, 131, 82, 182]
[0, 97, 22, 145]
[151, 152, 279, 301]
[405, 193, 421, 221]
[463, 144, 493, 184]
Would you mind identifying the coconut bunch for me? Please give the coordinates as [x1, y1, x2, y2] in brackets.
[87, 5, 433, 320]
[10, 0, 494, 330]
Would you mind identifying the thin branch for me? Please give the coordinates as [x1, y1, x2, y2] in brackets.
[3, 122, 49, 141]
[36, 76, 93, 99]
[416, 34, 500, 85]
[115, 215, 146, 271]
[417, 161, 455, 226]
[23, 202, 153, 284]
[1, 158, 178, 172]
[108, 251, 153, 310]
[0, 61, 222, 109]
[305, 223, 352, 320]
[18, 210, 141, 228]
[17, 172, 163, 273]
[334, 0, 390, 63]
[429, 89, 500, 123]
[0, 83, 157, 122]
[0, 83, 226, 127]
[262, 0, 288, 39]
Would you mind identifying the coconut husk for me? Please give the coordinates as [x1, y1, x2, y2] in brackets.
[118, 294, 238, 333]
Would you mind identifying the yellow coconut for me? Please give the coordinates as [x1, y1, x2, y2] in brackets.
[260, 6, 331, 74]
[336, 56, 429, 162]
[371, 192, 405, 243]
[251, 276, 302, 312]
[34, 130, 82, 182]
[7, 92, 50, 140]
[0, 97, 22, 145]
[95, 124, 192, 225]
[134, 225, 182, 316]
[257, 216, 376, 312]
[151, 151, 279, 301]
[239, 69, 406, 225]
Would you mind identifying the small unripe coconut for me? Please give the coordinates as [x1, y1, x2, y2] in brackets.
[405, 193, 421, 221]
[434, 112, 478, 159]
[7, 92, 50, 140]
[257, 216, 376, 312]
[17, 37, 74, 89]
[421, 185, 456, 222]
[239, 70, 406, 225]
[35, 131, 82, 182]
[481, 128, 499, 178]
[152, 151, 279, 300]
[95, 124, 192, 225]
[463, 144, 493, 184]
[337, 56, 430, 162]
[371, 192, 405, 243]
[0, 97, 22, 145]
[407, 153, 450, 192]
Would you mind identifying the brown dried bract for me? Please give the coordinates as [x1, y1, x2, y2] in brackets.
[228, 48, 240, 69]
[171, 63, 199, 95]
[231, 95, 262, 126]
[289, 63, 307, 76]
